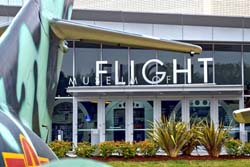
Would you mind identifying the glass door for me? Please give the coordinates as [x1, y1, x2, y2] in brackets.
[77, 101, 97, 143]
[218, 100, 239, 139]
[133, 100, 153, 142]
[52, 100, 73, 141]
[105, 101, 126, 141]
[189, 99, 211, 124]
[161, 100, 182, 121]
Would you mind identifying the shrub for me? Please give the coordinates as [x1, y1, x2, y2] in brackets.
[116, 141, 136, 158]
[75, 142, 96, 157]
[197, 120, 229, 158]
[225, 139, 242, 156]
[242, 142, 250, 155]
[181, 122, 200, 155]
[97, 141, 115, 157]
[148, 117, 193, 158]
[48, 140, 72, 158]
[136, 140, 158, 156]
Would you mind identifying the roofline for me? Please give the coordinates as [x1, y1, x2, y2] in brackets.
[1, 5, 250, 28]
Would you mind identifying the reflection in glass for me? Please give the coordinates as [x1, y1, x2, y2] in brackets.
[52, 100, 72, 141]
[106, 131, 125, 141]
[214, 45, 242, 85]
[133, 101, 153, 141]
[105, 101, 126, 141]
[244, 45, 250, 95]
[190, 99, 210, 124]
[158, 51, 185, 84]
[134, 131, 150, 142]
[130, 49, 156, 85]
[188, 44, 213, 83]
[161, 100, 181, 121]
[78, 131, 91, 143]
[77, 101, 97, 142]
[75, 42, 100, 86]
[77, 102, 97, 129]
[218, 100, 239, 139]
[102, 45, 128, 86]
[56, 45, 73, 97]
[245, 97, 250, 108]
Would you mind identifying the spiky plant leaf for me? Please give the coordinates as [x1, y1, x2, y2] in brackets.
[197, 120, 229, 157]
[181, 121, 201, 155]
[148, 117, 192, 157]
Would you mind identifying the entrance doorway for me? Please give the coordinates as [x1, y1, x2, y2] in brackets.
[69, 96, 242, 145]
[133, 100, 153, 142]
[105, 101, 126, 141]
[77, 101, 97, 143]
[189, 99, 211, 124]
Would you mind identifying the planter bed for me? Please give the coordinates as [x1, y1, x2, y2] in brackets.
[89, 155, 250, 162]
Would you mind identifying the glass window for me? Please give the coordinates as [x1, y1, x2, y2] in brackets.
[133, 100, 153, 142]
[105, 101, 126, 141]
[130, 49, 156, 85]
[77, 101, 97, 142]
[244, 45, 250, 95]
[77, 101, 97, 129]
[52, 99, 99, 142]
[56, 44, 73, 97]
[75, 42, 100, 86]
[161, 100, 181, 121]
[218, 100, 239, 139]
[52, 100, 72, 141]
[214, 45, 242, 85]
[188, 44, 213, 83]
[102, 45, 128, 86]
[190, 99, 210, 124]
[245, 97, 250, 108]
[158, 51, 185, 84]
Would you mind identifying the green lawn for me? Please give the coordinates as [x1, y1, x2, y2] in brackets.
[108, 160, 250, 167]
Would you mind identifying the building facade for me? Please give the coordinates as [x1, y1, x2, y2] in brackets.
[53, 10, 250, 146]
[1, 1, 250, 146]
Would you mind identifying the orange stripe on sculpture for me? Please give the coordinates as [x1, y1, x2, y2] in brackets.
[2, 134, 49, 167]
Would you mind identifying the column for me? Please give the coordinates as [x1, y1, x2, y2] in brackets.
[153, 98, 161, 122]
[182, 98, 189, 124]
[98, 98, 105, 142]
[210, 98, 218, 128]
[72, 96, 78, 148]
[126, 98, 133, 142]
[239, 98, 246, 142]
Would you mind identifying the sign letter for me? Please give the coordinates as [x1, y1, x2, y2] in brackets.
[96, 61, 108, 85]
[198, 58, 213, 83]
[130, 60, 135, 85]
[142, 59, 166, 84]
[173, 58, 192, 84]
[115, 61, 126, 85]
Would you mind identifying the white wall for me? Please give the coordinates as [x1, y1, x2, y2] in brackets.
[76, 20, 250, 42]
[183, 26, 213, 41]
[124, 23, 153, 36]
[213, 27, 243, 41]
[153, 24, 182, 40]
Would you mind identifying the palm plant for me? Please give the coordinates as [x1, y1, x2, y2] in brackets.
[148, 117, 192, 158]
[197, 120, 229, 157]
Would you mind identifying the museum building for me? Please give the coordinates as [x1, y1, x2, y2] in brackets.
[1, 1, 250, 146]
[53, 11, 250, 146]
